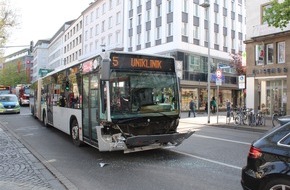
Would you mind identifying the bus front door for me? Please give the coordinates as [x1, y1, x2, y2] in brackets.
[82, 74, 99, 144]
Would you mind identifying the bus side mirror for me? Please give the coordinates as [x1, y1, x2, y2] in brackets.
[100, 59, 110, 81]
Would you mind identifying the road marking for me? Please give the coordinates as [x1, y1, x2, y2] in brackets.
[192, 134, 251, 145]
[172, 149, 242, 170]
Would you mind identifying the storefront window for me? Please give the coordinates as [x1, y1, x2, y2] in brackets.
[266, 43, 273, 65]
[264, 80, 287, 115]
[277, 41, 285, 64]
[255, 44, 264, 65]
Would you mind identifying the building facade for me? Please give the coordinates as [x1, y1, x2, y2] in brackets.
[245, 0, 290, 115]
[81, 0, 246, 111]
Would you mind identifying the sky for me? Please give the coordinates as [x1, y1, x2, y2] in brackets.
[5, 0, 93, 56]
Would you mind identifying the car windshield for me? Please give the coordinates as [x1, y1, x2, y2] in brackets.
[108, 71, 179, 119]
[0, 95, 18, 102]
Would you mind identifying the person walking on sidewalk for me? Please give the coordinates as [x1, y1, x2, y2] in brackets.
[226, 99, 231, 124]
[188, 99, 196, 117]
[211, 97, 217, 114]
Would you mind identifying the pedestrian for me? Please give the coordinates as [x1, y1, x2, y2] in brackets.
[211, 97, 217, 114]
[188, 99, 196, 117]
[226, 99, 231, 124]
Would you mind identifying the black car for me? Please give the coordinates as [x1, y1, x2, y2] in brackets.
[241, 121, 290, 190]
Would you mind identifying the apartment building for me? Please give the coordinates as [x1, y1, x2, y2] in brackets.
[245, 0, 290, 115]
[82, 0, 246, 111]
[31, 40, 50, 82]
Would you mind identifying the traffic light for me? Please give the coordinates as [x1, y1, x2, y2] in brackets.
[65, 81, 69, 91]
[29, 41, 34, 53]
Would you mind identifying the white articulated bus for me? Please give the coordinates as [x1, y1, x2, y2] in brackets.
[30, 51, 194, 153]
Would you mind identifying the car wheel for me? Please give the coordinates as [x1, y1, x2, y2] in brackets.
[71, 119, 82, 147]
[262, 178, 290, 190]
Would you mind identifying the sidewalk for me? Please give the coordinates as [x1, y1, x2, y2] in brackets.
[0, 122, 69, 190]
[179, 111, 272, 133]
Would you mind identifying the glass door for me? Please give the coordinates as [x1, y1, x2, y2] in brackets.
[82, 73, 100, 142]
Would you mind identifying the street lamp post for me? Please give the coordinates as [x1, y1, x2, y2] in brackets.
[200, 1, 211, 124]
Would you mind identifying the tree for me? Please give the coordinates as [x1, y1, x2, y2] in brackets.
[0, 62, 28, 86]
[0, 0, 17, 55]
[229, 53, 246, 75]
[263, 0, 290, 30]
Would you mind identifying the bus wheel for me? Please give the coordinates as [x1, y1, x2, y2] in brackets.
[71, 119, 82, 147]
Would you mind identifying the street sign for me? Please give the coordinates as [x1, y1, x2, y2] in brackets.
[216, 69, 222, 79]
[238, 75, 245, 89]
[216, 78, 222, 86]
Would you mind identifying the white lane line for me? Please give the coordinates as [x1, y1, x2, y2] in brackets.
[192, 134, 251, 145]
[172, 149, 242, 170]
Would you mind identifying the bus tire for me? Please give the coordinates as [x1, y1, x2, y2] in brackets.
[71, 119, 82, 147]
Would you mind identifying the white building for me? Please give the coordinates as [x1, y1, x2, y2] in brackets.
[81, 0, 246, 110]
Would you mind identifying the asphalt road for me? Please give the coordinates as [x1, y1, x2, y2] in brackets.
[0, 107, 263, 190]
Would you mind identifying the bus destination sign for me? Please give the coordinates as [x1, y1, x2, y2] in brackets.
[110, 53, 175, 72]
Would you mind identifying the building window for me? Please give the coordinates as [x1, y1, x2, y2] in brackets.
[193, 3, 199, 17]
[255, 44, 264, 65]
[157, 4, 162, 17]
[167, 23, 173, 36]
[156, 27, 161, 40]
[129, 36, 132, 47]
[205, 29, 209, 42]
[116, 30, 121, 44]
[138, 14, 142, 25]
[129, 0, 133, 10]
[102, 3, 106, 14]
[223, 16, 227, 26]
[109, 0, 113, 9]
[146, 10, 151, 21]
[182, 23, 187, 36]
[109, 16, 112, 28]
[95, 40, 99, 50]
[262, 4, 272, 24]
[193, 26, 199, 39]
[90, 27, 93, 38]
[137, 34, 141, 45]
[116, 12, 121, 25]
[183, 0, 188, 12]
[266, 43, 273, 65]
[277, 41, 285, 64]
[215, 12, 219, 24]
[108, 34, 112, 45]
[96, 8, 99, 19]
[102, 20, 105, 32]
[167, 0, 173, 13]
[223, 35, 227, 47]
[95, 24, 99, 35]
[146, 30, 151, 42]
[129, 18, 133, 28]
[214, 33, 219, 44]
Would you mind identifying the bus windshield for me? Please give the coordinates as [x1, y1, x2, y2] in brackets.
[109, 70, 179, 119]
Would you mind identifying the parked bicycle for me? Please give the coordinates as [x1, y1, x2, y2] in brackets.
[248, 110, 265, 126]
[272, 108, 286, 127]
[234, 107, 250, 125]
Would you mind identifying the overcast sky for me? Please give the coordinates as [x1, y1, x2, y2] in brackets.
[5, 0, 93, 55]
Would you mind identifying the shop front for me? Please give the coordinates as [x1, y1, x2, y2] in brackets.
[181, 87, 241, 112]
